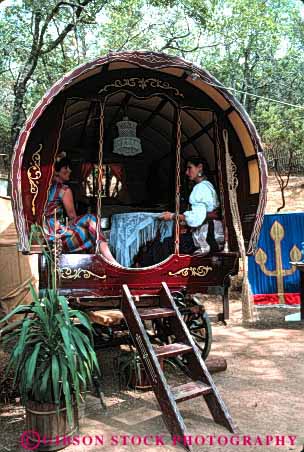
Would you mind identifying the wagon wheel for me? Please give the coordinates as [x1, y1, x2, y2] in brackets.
[152, 292, 212, 360]
[151, 290, 185, 345]
[181, 309, 212, 360]
[172, 291, 212, 360]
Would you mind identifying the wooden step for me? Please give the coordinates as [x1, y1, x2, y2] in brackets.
[121, 282, 236, 438]
[88, 309, 124, 326]
[172, 381, 212, 403]
[138, 307, 176, 320]
[154, 343, 192, 359]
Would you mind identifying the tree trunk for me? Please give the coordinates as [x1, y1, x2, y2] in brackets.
[7, 81, 28, 196]
[277, 187, 286, 212]
[10, 82, 27, 152]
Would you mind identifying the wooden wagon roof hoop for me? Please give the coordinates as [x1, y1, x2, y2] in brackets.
[174, 107, 182, 255]
[95, 100, 105, 253]
[10, 51, 267, 254]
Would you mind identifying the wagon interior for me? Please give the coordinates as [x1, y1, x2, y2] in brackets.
[64, 95, 214, 202]
[60, 94, 225, 263]
[42, 72, 261, 262]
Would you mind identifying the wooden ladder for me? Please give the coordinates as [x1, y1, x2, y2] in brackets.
[121, 282, 237, 451]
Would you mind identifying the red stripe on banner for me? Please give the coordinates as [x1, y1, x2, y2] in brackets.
[254, 293, 300, 305]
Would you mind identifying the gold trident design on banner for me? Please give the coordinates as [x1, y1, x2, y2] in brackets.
[255, 220, 302, 303]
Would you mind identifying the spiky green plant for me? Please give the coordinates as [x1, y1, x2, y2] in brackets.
[0, 225, 100, 425]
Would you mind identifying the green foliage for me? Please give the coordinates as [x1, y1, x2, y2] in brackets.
[197, 0, 304, 169]
[254, 102, 304, 171]
[0, 226, 100, 425]
[0, 0, 303, 171]
[0, 289, 99, 424]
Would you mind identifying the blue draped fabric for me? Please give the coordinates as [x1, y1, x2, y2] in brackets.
[109, 212, 173, 267]
[248, 213, 304, 304]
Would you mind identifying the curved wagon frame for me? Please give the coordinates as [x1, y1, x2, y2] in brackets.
[11, 50, 267, 349]
[12, 50, 268, 339]
[11, 50, 266, 296]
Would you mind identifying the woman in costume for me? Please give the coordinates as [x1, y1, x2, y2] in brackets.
[160, 157, 224, 255]
[44, 156, 119, 264]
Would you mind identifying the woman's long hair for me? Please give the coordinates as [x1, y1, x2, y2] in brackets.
[185, 156, 210, 175]
[54, 157, 72, 172]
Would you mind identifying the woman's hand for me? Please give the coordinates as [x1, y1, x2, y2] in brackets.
[67, 216, 77, 226]
[159, 211, 174, 221]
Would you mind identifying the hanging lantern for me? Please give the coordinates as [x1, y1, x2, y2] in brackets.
[113, 116, 142, 156]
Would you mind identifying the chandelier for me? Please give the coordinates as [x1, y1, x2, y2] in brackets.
[113, 116, 142, 157]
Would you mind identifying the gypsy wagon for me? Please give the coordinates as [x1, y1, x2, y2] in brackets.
[11, 51, 267, 444]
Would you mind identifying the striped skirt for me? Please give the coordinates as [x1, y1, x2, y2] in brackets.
[44, 213, 105, 253]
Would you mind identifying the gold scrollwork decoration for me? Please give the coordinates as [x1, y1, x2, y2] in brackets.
[99, 77, 184, 98]
[27, 144, 42, 215]
[135, 333, 157, 383]
[59, 267, 106, 280]
[168, 265, 213, 277]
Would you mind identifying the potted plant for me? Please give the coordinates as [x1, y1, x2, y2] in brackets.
[0, 226, 100, 450]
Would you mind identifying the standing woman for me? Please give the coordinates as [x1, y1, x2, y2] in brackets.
[44, 157, 119, 264]
[160, 157, 224, 255]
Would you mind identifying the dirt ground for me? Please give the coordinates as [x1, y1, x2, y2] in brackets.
[0, 175, 304, 452]
[0, 295, 303, 452]
[265, 175, 304, 213]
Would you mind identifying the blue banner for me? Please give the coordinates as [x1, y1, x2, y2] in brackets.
[248, 213, 304, 304]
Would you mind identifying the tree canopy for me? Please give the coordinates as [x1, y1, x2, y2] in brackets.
[0, 0, 303, 176]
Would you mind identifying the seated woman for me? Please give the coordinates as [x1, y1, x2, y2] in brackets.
[160, 156, 224, 255]
[44, 157, 119, 265]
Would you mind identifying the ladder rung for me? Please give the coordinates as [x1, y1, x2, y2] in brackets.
[154, 343, 192, 359]
[138, 307, 176, 320]
[121, 282, 236, 436]
[172, 381, 212, 403]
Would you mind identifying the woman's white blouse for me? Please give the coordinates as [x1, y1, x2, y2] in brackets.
[184, 180, 219, 228]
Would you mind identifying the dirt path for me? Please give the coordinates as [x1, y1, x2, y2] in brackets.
[265, 175, 304, 213]
[1, 299, 303, 452]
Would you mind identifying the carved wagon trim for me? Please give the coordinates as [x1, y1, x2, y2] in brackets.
[168, 265, 213, 277]
[59, 267, 106, 280]
[135, 333, 158, 383]
[27, 144, 42, 216]
[99, 77, 184, 98]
